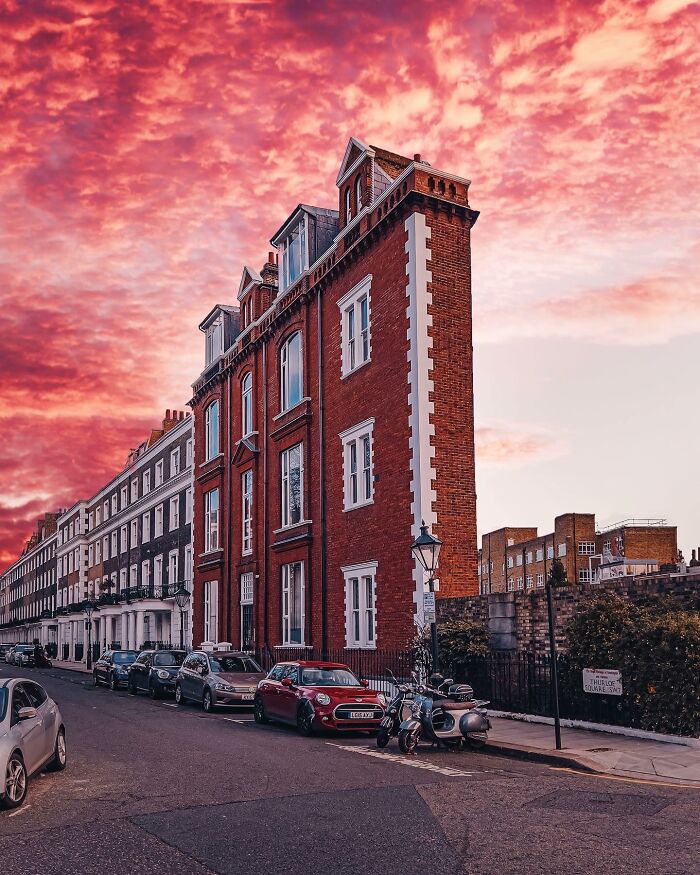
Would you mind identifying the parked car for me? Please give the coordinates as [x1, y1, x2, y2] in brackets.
[254, 661, 386, 736]
[128, 649, 187, 698]
[0, 645, 14, 664]
[0, 678, 66, 809]
[175, 651, 265, 712]
[92, 650, 139, 690]
[12, 645, 36, 667]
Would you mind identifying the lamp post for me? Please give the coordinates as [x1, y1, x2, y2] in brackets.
[411, 521, 443, 679]
[84, 599, 96, 670]
[174, 585, 191, 650]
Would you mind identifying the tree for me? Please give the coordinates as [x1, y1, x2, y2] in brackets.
[547, 557, 568, 587]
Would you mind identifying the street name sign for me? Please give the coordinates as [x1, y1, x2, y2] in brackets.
[583, 668, 622, 696]
[423, 592, 436, 622]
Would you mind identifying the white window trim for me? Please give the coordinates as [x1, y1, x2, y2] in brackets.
[204, 488, 220, 553]
[242, 470, 253, 555]
[342, 561, 378, 649]
[281, 562, 305, 646]
[280, 333, 303, 413]
[337, 275, 372, 378]
[203, 580, 219, 643]
[205, 401, 220, 461]
[339, 418, 374, 511]
[280, 443, 304, 529]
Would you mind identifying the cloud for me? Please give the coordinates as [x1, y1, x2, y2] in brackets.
[476, 425, 568, 467]
[0, 0, 698, 561]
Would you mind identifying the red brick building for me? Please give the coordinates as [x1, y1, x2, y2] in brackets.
[189, 138, 479, 653]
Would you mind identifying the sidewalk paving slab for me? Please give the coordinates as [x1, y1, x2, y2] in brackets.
[486, 716, 700, 786]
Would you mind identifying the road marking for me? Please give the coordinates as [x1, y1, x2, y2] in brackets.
[8, 805, 31, 817]
[551, 766, 700, 791]
[326, 744, 474, 777]
[162, 703, 178, 708]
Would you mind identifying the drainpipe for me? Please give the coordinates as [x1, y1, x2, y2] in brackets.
[262, 340, 269, 648]
[317, 289, 328, 655]
[226, 370, 232, 644]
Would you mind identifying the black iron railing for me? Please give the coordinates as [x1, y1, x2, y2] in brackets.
[253, 646, 415, 685]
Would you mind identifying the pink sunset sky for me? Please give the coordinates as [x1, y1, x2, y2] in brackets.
[1, 0, 698, 565]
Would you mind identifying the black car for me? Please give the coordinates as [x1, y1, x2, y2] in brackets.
[93, 650, 139, 690]
[128, 650, 187, 698]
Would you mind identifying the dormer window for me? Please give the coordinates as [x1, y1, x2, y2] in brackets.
[355, 177, 363, 212]
[280, 216, 308, 292]
[205, 316, 223, 366]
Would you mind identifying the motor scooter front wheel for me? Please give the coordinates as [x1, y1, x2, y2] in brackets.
[466, 732, 487, 750]
[398, 728, 420, 754]
[376, 728, 391, 749]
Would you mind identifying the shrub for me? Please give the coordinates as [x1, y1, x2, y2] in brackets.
[438, 619, 490, 680]
[564, 593, 700, 736]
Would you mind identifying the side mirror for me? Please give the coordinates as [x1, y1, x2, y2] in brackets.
[18, 707, 37, 721]
[281, 677, 293, 688]
[360, 679, 369, 688]
[444, 678, 454, 687]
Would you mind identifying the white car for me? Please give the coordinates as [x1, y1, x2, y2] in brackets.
[0, 678, 66, 809]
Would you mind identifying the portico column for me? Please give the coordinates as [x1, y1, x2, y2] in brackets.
[128, 612, 136, 650]
[121, 612, 128, 649]
[135, 611, 145, 651]
[162, 612, 171, 647]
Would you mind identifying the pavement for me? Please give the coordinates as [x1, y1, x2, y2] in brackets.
[51, 657, 700, 787]
[486, 717, 700, 786]
[1, 664, 698, 874]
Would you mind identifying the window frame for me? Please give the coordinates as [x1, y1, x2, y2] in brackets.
[340, 419, 374, 511]
[205, 400, 220, 460]
[338, 275, 372, 377]
[241, 372, 253, 436]
[280, 332, 303, 412]
[242, 469, 253, 555]
[204, 488, 220, 553]
[281, 561, 305, 646]
[280, 443, 304, 529]
[343, 561, 377, 649]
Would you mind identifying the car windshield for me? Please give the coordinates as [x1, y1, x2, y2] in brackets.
[17, 645, 34, 652]
[154, 652, 185, 667]
[300, 668, 362, 687]
[209, 655, 261, 673]
[0, 688, 7, 721]
[113, 652, 137, 664]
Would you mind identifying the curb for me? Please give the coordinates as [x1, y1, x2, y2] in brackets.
[483, 739, 599, 773]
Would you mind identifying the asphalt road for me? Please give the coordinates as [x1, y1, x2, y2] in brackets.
[1, 665, 698, 875]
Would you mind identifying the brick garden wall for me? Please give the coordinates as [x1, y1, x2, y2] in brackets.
[437, 574, 700, 655]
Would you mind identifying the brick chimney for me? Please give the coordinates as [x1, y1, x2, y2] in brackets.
[162, 409, 182, 433]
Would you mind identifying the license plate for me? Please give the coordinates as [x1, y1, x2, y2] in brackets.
[242, 694, 254, 700]
[350, 711, 375, 719]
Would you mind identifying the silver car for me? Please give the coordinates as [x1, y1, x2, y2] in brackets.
[0, 678, 66, 809]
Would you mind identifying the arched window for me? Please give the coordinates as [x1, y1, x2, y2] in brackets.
[205, 400, 220, 460]
[355, 176, 363, 212]
[241, 373, 253, 436]
[345, 187, 352, 224]
[280, 332, 303, 411]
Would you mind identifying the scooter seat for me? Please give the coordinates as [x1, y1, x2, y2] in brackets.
[434, 699, 477, 712]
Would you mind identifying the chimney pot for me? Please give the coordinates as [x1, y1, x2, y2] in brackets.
[166, 409, 171, 420]
[268, 251, 274, 263]
[414, 153, 421, 163]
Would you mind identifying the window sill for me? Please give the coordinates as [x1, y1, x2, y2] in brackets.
[344, 644, 377, 651]
[272, 398, 311, 422]
[273, 520, 312, 535]
[275, 644, 311, 649]
[199, 454, 224, 469]
[340, 358, 371, 381]
[198, 549, 224, 558]
[236, 431, 259, 445]
[343, 499, 374, 513]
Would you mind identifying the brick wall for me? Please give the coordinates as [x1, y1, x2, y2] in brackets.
[438, 574, 700, 655]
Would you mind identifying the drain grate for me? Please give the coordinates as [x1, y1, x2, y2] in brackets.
[587, 747, 614, 752]
[526, 790, 671, 816]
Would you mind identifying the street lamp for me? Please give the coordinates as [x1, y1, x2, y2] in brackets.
[411, 521, 443, 678]
[174, 585, 191, 650]
[84, 599, 96, 670]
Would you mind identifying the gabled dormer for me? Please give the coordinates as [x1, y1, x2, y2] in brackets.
[271, 206, 338, 295]
[199, 304, 239, 368]
[336, 137, 412, 234]
[237, 265, 262, 331]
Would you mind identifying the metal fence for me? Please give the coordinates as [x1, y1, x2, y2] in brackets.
[254, 647, 415, 685]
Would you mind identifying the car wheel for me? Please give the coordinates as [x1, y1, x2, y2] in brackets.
[3, 755, 27, 809]
[253, 695, 268, 724]
[149, 680, 159, 700]
[296, 704, 314, 737]
[203, 690, 215, 713]
[47, 728, 67, 772]
[175, 683, 185, 705]
[109, 673, 118, 691]
[128, 678, 138, 695]
[466, 733, 487, 750]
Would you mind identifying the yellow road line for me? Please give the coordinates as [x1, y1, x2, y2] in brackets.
[550, 766, 700, 790]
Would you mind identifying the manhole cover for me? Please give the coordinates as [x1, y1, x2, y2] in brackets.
[526, 790, 671, 816]
[587, 747, 613, 752]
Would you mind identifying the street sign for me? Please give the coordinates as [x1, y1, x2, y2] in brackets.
[423, 592, 436, 622]
[583, 668, 622, 696]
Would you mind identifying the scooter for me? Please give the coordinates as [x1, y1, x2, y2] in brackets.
[376, 670, 416, 748]
[398, 676, 491, 754]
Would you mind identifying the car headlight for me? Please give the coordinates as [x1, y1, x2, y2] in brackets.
[315, 693, 331, 705]
[157, 670, 170, 680]
[215, 682, 235, 692]
[377, 693, 387, 706]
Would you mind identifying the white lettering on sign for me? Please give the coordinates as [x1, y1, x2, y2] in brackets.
[583, 668, 623, 696]
[423, 592, 436, 622]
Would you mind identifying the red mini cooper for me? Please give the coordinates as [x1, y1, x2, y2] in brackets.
[253, 661, 386, 735]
